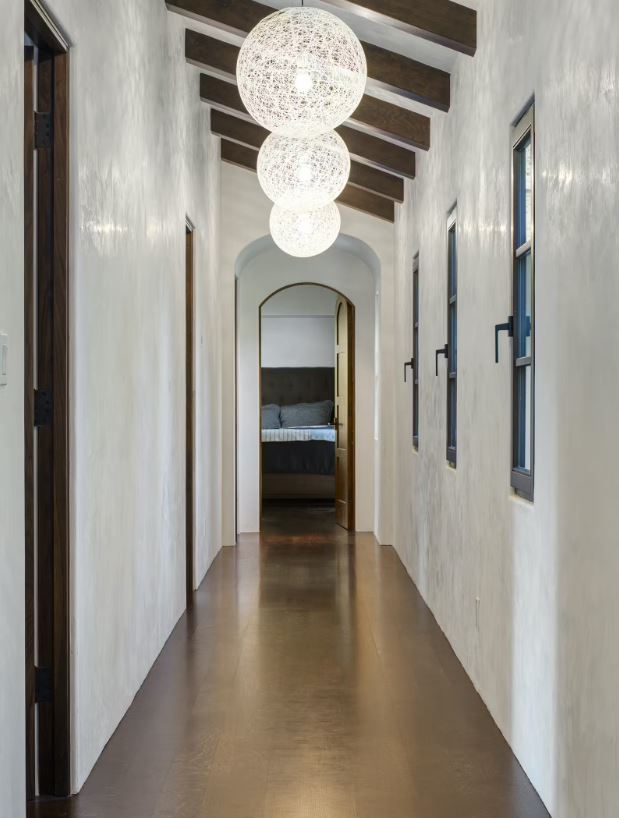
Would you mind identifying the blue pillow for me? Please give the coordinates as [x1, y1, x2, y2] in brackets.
[281, 400, 334, 428]
[261, 404, 281, 429]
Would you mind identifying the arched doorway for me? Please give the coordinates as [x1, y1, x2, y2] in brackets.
[259, 284, 355, 530]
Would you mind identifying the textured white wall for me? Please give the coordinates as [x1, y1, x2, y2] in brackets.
[239, 244, 376, 532]
[220, 163, 395, 545]
[262, 284, 338, 316]
[0, 0, 223, 802]
[392, 1, 619, 816]
[0, 0, 26, 814]
[261, 316, 335, 368]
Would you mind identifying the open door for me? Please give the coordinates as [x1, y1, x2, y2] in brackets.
[335, 297, 355, 529]
[24, 4, 71, 799]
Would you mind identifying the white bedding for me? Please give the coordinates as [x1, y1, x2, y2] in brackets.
[261, 426, 336, 443]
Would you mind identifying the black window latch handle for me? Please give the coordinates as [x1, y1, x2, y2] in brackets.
[435, 344, 448, 376]
[494, 316, 513, 363]
[404, 357, 414, 382]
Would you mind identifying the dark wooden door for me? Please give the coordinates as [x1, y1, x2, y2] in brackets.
[335, 297, 355, 530]
[185, 225, 194, 604]
[24, 8, 70, 798]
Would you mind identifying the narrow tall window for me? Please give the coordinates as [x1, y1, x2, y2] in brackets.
[412, 254, 419, 448]
[446, 209, 457, 465]
[511, 106, 535, 498]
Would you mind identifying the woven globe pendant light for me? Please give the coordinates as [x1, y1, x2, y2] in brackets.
[237, 7, 367, 137]
[270, 202, 341, 258]
[258, 130, 350, 211]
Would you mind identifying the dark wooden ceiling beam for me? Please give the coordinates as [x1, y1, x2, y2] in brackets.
[220, 139, 395, 222]
[320, 0, 477, 56]
[348, 161, 403, 202]
[211, 109, 405, 201]
[197, 64, 429, 150]
[180, 7, 451, 110]
[336, 125, 414, 179]
[211, 110, 415, 179]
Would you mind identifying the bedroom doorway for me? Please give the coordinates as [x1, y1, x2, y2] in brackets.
[259, 284, 355, 530]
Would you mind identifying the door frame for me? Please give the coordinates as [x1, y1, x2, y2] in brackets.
[24, 0, 71, 799]
[185, 218, 195, 604]
[256, 283, 355, 529]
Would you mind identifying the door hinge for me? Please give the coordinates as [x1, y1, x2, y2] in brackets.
[34, 389, 53, 427]
[35, 666, 53, 704]
[34, 111, 53, 150]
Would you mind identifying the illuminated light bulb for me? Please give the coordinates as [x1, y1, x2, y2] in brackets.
[257, 131, 350, 211]
[237, 7, 366, 137]
[270, 202, 341, 258]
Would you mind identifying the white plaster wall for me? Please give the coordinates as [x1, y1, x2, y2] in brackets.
[0, 0, 26, 814]
[262, 284, 338, 316]
[220, 163, 394, 545]
[392, 1, 619, 815]
[239, 244, 376, 532]
[261, 315, 335, 368]
[0, 0, 223, 798]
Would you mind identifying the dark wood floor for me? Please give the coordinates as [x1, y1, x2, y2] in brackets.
[29, 504, 549, 817]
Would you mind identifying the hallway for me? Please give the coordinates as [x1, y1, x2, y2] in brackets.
[30, 507, 548, 818]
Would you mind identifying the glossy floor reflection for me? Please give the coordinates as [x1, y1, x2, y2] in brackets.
[30, 504, 549, 817]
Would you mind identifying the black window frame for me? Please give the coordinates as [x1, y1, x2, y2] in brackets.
[446, 208, 457, 466]
[511, 106, 535, 500]
[412, 253, 419, 449]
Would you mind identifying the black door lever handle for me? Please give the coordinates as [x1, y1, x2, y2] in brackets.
[404, 358, 414, 382]
[435, 344, 448, 376]
[494, 316, 513, 363]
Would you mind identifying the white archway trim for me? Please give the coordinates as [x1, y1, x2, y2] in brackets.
[235, 233, 381, 283]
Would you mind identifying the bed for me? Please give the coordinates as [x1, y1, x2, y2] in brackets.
[261, 367, 336, 501]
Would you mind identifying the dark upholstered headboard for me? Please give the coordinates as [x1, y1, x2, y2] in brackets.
[261, 367, 335, 407]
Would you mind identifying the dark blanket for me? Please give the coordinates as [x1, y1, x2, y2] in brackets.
[262, 441, 335, 476]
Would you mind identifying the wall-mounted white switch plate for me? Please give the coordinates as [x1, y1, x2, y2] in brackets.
[0, 333, 8, 387]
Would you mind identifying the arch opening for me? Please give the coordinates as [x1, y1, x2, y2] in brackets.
[259, 284, 356, 529]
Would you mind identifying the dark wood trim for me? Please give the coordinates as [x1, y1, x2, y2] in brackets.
[24, 44, 36, 803]
[220, 140, 395, 222]
[25, 0, 69, 54]
[337, 185, 394, 222]
[186, 27, 450, 112]
[320, 0, 477, 55]
[51, 47, 71, 798]
[337, 126, 415, 179]
[210, 109, 408, 198]
[362, 40, 450, 110]
[185, 225, 195, 603]
[204, 85, 416, 179]
[348, 162, 404, 202]
[347, 300, 356, 530]
[210, 108, 268, 149]
[446, 208, 457, 467]
[36, 51, 57, 797]
[199, 72, 429, 151]
[412, 253, 419, 449]
[510, 105, 535, 501]
[221, 139, 258, 171]
[353, 94, 429, 150]
[24, 5, 71, 798]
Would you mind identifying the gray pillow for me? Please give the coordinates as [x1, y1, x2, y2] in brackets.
[280, 400, 334, 428]
[261, 404, 281, 429]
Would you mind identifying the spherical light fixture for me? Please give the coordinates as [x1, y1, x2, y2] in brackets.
[237, 7, 367, 137]
[258, 131, 350, 211]
[270, 202, 341, 258]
